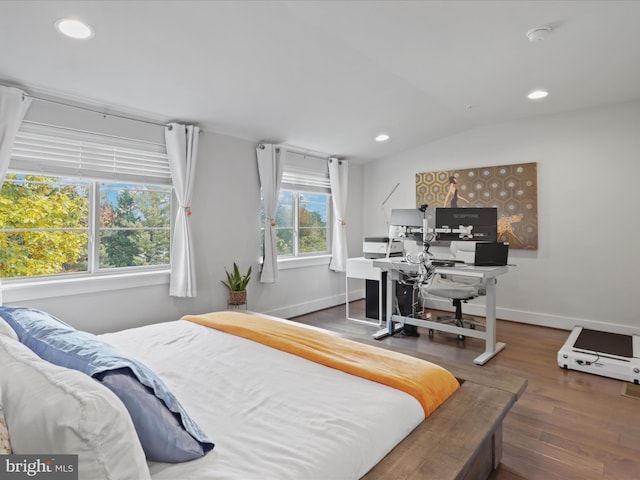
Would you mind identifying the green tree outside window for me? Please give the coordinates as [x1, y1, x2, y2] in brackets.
[0, 174, 171, 279]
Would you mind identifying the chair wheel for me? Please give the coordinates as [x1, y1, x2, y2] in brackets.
[458, 334, 466, 341]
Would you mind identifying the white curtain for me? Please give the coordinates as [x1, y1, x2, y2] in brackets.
[257, 143, 285, 283]
[165, 123, 200, 297]
[0, 86, 32, 305]
[0, 86, 31, 183]
[328, 158, 348, 272]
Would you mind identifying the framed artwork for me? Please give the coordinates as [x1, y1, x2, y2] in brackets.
[415, 162, 538, 249]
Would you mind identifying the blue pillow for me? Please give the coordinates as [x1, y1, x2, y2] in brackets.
[96, 368, 207, 463]
[0, 307, 214, 462]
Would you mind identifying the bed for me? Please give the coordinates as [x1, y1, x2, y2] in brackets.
[0, 308, 526, 480]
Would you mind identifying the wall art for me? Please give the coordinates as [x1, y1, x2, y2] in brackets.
[415, 162, 538, 249]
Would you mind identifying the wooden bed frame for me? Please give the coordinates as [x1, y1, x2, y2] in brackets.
[349, 336, 527, 480]
[2, 308, 524, 480]
[248, 311, 527, 480]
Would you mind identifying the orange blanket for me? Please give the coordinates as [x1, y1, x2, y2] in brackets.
[183, 311, 459, 417]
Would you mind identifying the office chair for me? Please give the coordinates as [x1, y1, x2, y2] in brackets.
[420, 242, 485, 340]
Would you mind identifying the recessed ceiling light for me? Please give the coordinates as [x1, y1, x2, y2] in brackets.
[528, 89, 548, 100]
[55, 19, 94, 40]
[375, 134, 389, 142]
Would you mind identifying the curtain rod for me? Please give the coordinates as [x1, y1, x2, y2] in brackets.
[258, 142, 340, 161]
[23, 93, 168, 128]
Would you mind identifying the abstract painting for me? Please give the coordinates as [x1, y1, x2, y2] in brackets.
[415, 162, 538, 249]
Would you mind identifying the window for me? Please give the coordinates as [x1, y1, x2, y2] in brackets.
[272, 189, 330, 257]
[261, 151, 331, 260]
[0, 174, 90, 278]
[0, 122, 172, 281]
[99, 182, 171, 269]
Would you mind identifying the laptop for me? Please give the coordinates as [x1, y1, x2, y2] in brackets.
[473, 242, 509, 266]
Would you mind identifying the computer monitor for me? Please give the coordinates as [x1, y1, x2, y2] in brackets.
[389, 209, 424, 241]
[389, 209, 423, 228]
[434, 207, 497, 242]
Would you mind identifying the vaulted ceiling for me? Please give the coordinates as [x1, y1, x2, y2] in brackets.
[2, 1, 639, 162]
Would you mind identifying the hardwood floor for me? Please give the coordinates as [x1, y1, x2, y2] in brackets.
[291, 301, 640, 480]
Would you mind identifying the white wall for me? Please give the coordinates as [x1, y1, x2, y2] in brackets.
[6, 100, 364, 333]
[363, 101, 640, 335]
[190, 131, 364, 320]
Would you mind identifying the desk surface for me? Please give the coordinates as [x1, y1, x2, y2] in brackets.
[373, 258, 508, 277]
[346, 257, 383, 281]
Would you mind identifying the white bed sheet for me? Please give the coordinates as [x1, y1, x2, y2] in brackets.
[100, 320, 424, 480]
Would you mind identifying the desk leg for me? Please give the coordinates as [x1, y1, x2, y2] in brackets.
[345, 272, 350, 320]
[373, 270, 401, 339]
[473, 278, 506, 365]
[378, 273, 383, 327]
[386, 270, 394, 336]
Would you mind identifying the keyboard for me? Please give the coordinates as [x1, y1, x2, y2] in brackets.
[431, 259, 465, 266]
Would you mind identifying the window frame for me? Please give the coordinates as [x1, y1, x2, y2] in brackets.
[0, 173, 173, 281]
[274, 187, 332, 260]
[260, 148, 334, 270]
[1, 122, 173, 301]
[93, 181, 173, 273]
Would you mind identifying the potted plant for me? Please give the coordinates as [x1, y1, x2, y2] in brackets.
[222, 262, 252, 306]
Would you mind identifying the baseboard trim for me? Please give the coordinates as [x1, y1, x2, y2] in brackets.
[426, 298, 640, 336]
[265, 292, 640, 337]
[264, 289, 364, 319]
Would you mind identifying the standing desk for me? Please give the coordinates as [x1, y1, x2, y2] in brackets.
[373, 258, 509, 365]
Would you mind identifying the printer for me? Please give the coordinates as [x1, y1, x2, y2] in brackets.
[363, 237, 403, 259]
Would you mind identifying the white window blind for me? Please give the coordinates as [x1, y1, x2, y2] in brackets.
[281, 151, 330, 192]
[10, 122, 171, 185]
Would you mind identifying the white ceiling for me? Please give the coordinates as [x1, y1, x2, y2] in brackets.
[1, 0, 640, 163]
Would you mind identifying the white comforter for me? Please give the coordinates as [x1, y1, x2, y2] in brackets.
[100, 319, 424, 480]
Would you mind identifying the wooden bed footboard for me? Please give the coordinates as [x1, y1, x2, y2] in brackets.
[362, 381, 514, 479]
[349, 337, 527, 480]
